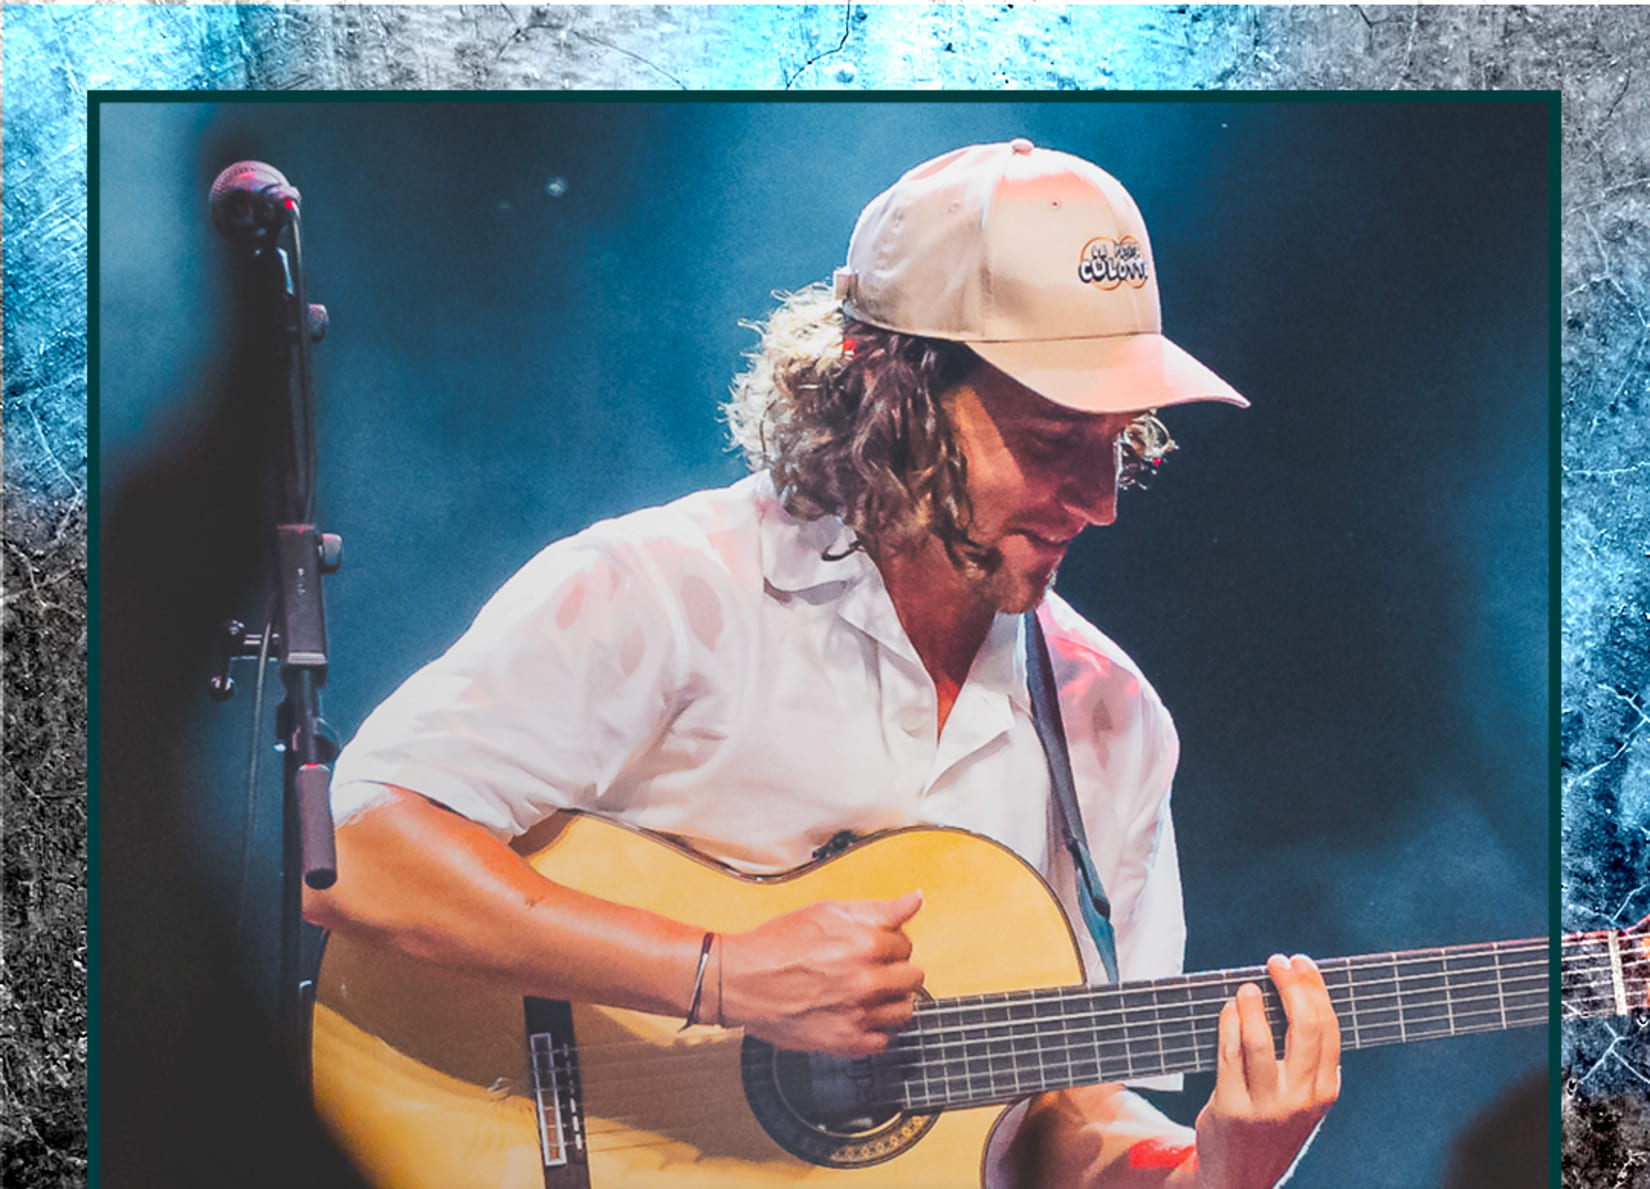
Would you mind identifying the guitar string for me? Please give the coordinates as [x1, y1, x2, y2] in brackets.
[542, 977, 1548, 1104]
[895, 970, 1548, 1050]
[574, 1012, 1545, 1156]
[510, 940, 1613, 1142]
[573, 1001, 1554, 1123]
[346, 933, 1629, 1155]
[569, 988, 1552, 1106]
[1557, 943, 1650, 976]
[554, 946, 1567, 1109]
[532, 956, 1559, 1082]
[544, 946, 1555, 1062]
[906, 954, 1553, 1028]
[904, 943, 1557, 1002]
[899, 980, 1554, 1047]
[567, 1006, 1553, 1142]
[1557, 947, 1650, 1015]
[498, 943, 1610, 1081]
[572, 1025, 1554, 1150]
[538, 974, 1552, 1087]
[1558, 958, 1650, 979]
[894, 993, 1545, 1072]
[568, 1006, 1554, 1128]
[894, 1014, 1556, 1116]
[1558, 951, 1650, 974]
[523, 937, 1627, 1064]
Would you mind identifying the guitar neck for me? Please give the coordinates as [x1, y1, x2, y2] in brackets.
[891, 935, 1579, 1113]
[1562, 925, 1650, 1023]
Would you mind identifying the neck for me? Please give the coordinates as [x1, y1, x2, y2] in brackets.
[871, 539, 997, 731]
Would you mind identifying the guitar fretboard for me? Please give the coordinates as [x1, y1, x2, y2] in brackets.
[881, 936, 1575, 1112]
[1562, 926, 1650, 1022]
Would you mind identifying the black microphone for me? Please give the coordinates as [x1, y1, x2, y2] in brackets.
[210, 160, 301, 243]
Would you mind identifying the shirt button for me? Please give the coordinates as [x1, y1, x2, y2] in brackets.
[899, 709, 929, 737]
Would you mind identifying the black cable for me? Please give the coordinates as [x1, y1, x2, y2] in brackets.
[287, 210, 320, 525]
[230, 608, 276, 938]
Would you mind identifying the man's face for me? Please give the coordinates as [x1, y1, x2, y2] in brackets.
[943, 362, 1141, 614]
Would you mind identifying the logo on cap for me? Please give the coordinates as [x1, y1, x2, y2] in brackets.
[1077, 237, 1150, 290]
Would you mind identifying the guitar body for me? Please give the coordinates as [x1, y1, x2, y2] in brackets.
[312, 814, 1086, 1189]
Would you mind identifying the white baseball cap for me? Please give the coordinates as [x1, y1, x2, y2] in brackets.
[835, 138, 1248, 414]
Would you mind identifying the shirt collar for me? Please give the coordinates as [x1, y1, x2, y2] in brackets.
[754, 477, 919, 666]
[752, 472, 1031, 715]
[985, 610, 1034, 718]
[754, 474, 873, 594]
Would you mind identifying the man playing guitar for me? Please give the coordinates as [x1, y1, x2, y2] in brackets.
[304, 139, 1340, 1188]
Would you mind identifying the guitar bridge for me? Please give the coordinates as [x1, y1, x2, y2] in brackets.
[524, 998, 589, 1188]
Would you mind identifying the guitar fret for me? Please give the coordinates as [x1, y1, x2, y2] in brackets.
[1032, 992, 1056, 1093]
[1088, 986, 1120, 1084]
[1026, 990, 1059, 1094]
[1414, 950, 1447, 1038]
[1349, 955, 1393, 1045]
[919, 1014, 933, 1107]
[1443, 951, 1457, 1036]
[1074, 989, 1095, 1086]
[987, 996, 1003, 1099]
[1161, 977, 1200, 1077]
[1123, 986, 1142, 1080]
[1078, 987, 1104, 1086]
[985, 997, 1005, 1099]
[1118, 986, 1144, 1080]
[1340, 958, 1362, 1051]
[1560, 931, 1636, 1022]
[982, 997, 1005, 1099]
[1149, 982, 1166, 1077]
[1492, 944, 1507, 1030]
[1608, 929, 1630, 1017]
[1007, 996, 1029, 1098]
[962, 999, 982, 1099]
[1194, 978, 1214, 1073]
[963, 989, 976, 1095]
[1095, 982, 1108, 1088]
[1393, 954, 1407, 1043]
[1012, 998, 1028, 1097]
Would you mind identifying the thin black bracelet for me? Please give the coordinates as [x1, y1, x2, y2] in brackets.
[680, 931, 715, 1030]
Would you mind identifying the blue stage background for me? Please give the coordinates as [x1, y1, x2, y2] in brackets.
[95, 98, 1549, 1188]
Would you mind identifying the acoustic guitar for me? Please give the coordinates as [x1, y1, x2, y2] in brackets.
[311, 812, 1617, 1188]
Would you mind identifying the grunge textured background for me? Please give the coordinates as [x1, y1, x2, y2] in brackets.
[3, 5, 1647, 1188]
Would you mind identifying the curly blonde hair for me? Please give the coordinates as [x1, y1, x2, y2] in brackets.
[725, 283, 1174, 563]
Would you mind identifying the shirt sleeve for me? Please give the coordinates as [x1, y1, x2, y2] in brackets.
[329, 533, 683, 838]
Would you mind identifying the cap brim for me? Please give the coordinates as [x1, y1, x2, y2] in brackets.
[967, 333, 1249, 414]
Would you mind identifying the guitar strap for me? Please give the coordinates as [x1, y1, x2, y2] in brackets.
[1024, 608, 1122, 985]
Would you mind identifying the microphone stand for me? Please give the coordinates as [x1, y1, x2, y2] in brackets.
[211, 189, 341, 1083]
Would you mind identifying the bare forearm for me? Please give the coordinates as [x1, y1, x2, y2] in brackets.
[302, 787, 707, 1018]
[1002, 1086, 1197, 1188]
[304, 786, 927, 1056]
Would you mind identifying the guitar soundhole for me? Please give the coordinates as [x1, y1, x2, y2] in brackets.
[740, 1036, 938, 1168]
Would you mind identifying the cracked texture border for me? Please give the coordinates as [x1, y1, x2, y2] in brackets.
[3, 4, 1646, 1187]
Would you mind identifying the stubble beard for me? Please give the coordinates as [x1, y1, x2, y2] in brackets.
[965, 545, 1059, 616]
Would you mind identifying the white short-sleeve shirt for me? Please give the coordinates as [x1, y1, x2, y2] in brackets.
[331, 474, 1186, 993]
